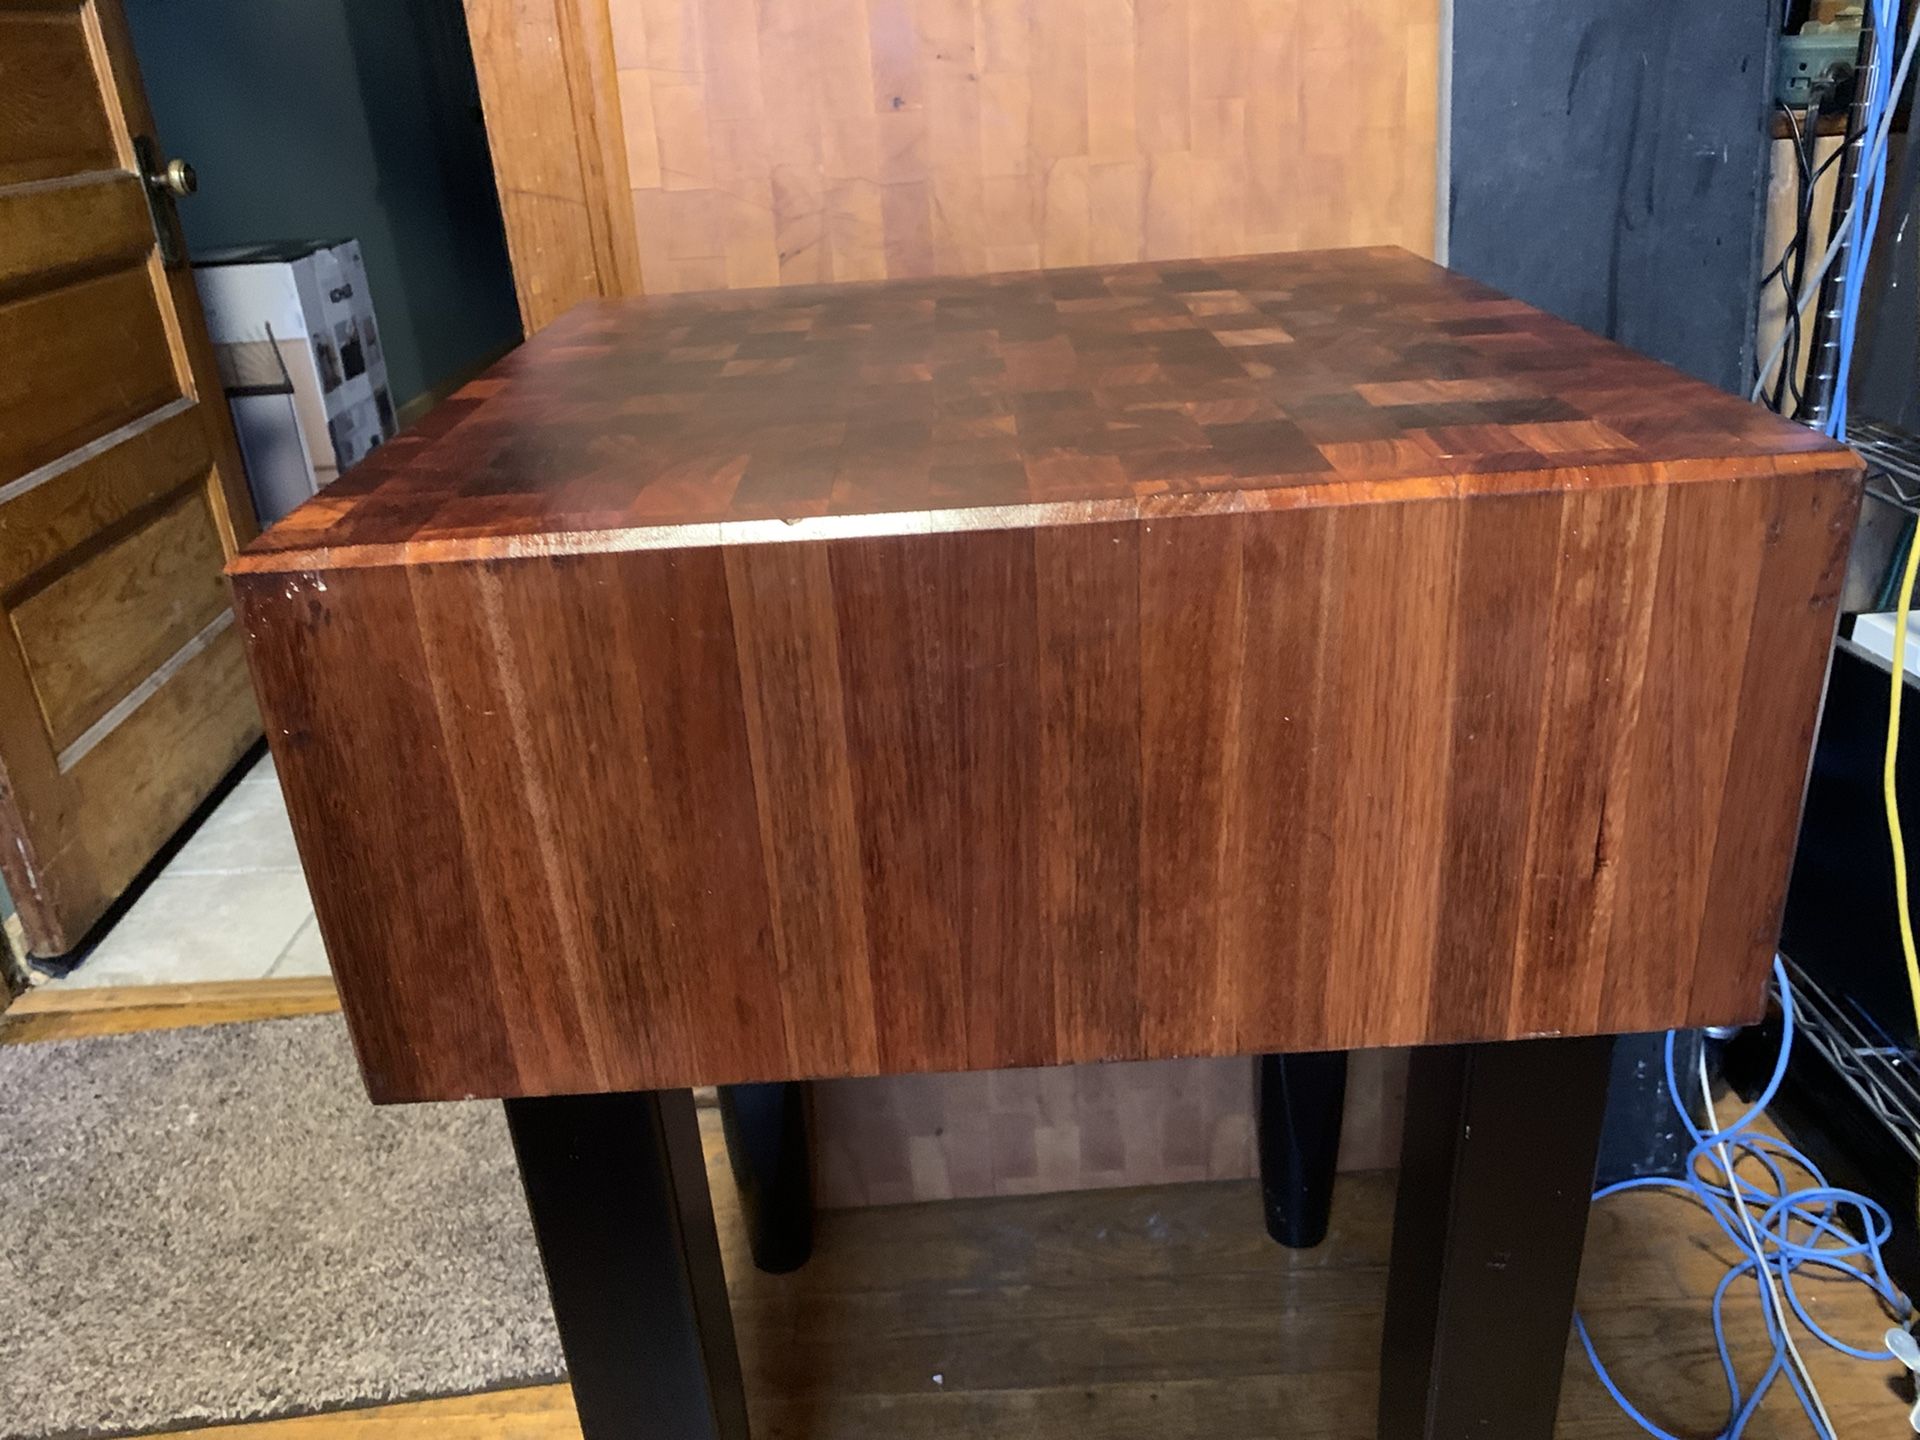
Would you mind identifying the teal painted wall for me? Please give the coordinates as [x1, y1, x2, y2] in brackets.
[124, 0, 521, 410]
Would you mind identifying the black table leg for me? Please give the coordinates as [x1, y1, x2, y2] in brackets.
[1256, 1050, 1348, 1248]
[717, 1081, 814, 1273]
[1379, 1035, 1614, 1440]
[505, 1090, 749, 1440]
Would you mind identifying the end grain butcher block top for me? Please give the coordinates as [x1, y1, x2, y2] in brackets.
[230, 247, 1861, 1106]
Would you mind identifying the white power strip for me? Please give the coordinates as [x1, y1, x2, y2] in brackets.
[1853, 611, 1920, 679]
[1887, 1327, 1920, 1430]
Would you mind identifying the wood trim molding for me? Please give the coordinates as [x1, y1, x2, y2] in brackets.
[561, 0, 643, 300]
[463, 0, 643, 332]
[0, 977, 339, 1043]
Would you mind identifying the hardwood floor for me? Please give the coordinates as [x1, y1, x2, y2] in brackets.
[5, 979, 1908, 1437]
[146, 1143, 1910, 1439]
[166, 1116, 1919, 1436]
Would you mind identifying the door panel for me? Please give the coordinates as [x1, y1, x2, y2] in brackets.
[0, 173, 152, 289]
[0, 266, 182, 483]
[0, 0, 261, 956]
[0, 401, 207, 593]
[13, 485, 229, 751]
[49, 611, 250, 891]
[0, 8, 118, 185]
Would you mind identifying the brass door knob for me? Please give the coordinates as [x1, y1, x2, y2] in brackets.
[149, 156, 196, 198]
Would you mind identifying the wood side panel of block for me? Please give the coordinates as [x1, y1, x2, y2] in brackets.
[233, 467, 1856, 1101]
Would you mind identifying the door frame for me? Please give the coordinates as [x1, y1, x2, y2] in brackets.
[462, 0, 643, 331]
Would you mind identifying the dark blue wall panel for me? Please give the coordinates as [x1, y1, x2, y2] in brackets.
[125, 0, 522, 410]
[1449, 2, 1778, 393]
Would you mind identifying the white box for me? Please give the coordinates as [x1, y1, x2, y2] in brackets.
[193, 239, 396, 525]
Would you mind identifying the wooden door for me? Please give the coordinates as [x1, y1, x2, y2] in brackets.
[0, 0, 261, 957]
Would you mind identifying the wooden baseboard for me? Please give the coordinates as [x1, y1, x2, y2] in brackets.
[145, 1383, 578, 1438]
[0, 976, 340, 1044]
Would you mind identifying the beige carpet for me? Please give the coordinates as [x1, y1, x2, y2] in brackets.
[0, 1014, 563, 1438]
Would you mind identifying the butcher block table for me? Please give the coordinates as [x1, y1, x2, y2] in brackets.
[229, 248, 1859, 1439]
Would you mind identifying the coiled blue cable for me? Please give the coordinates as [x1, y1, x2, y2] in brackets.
[1657, 15, 1920, 1423]
[1575, 957, 1912, 1439]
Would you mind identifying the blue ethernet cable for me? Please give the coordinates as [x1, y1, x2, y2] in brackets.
[1576, 958, 1911, 1440]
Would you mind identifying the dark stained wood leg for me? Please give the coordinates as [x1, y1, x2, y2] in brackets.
[505, 1090, 748, 1440]
[1379, 1035, 1614, 1440]
[717, 1080, 814, 1273]
[1255, 1050, 1348, 1248]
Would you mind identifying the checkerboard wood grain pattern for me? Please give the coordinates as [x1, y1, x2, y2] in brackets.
[231, 249, 1860, 1105]
[238, 250, 1843, 566]
[810, 1051, 1409, 1207]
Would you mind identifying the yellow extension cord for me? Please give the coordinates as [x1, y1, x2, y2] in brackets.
[1886, 526, 1920, 1045]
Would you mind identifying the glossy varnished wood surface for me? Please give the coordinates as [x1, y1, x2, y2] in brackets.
[231, 249, 1860, 1103]
[233, 249, 1844, 570]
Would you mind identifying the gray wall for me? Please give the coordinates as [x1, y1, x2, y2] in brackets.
[1449, 0, 1778, 393]
[1856, 135, 1920, 428]
[125, 0, 521, 410]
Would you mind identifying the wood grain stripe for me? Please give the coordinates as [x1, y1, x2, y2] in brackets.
[231, 468, 1860, 1100]
[725, 542, 879, 1076]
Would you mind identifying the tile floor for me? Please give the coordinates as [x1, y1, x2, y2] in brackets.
[42, 750, 329, 989]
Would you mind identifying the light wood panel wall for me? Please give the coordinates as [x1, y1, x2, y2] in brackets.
[609, 0, 1441, 294]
